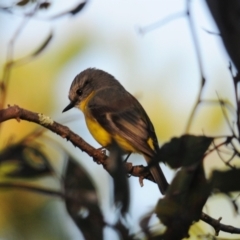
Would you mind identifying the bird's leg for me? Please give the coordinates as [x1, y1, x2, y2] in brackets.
[124, 153, 131, 162]
[123, 153, 132, 177]
[98, 146, 105, 150]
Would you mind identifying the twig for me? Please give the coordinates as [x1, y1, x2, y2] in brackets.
[138, 11, 186, 35]
[205, 138, 231, 156]
[185, 0, 206, 132]
[0, 4, 38, 109]
[0, 16, 31, 110]
[0, 1, 43, 138]
[0, 182, 63, 198]
[201, 212, 240, 235]
[0, 182, 97, 205]
[228, 63, 240, 139]
[212, 139, 236, 169]
[216, 92, 237, 138]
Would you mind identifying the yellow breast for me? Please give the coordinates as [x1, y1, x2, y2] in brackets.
[79, 92, 112, 147]
[85, 114, 112, 147]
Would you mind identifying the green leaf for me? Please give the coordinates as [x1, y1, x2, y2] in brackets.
[159, 135, 213, 169]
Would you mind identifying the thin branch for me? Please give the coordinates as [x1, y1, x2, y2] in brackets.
[185, 0, 206, 132]
[2, 30, 53, 69]
[0, 16, 31, 110]
[0, 1, 42, 114]
[0, 182, 63, 198]
[228, 63, 240, 139]
[202, 27, 220, 36]
[205, 138, 230, 156]
[0, 182, 98, 205]
[201, 212, 240, 235]
[212, 140, 236, 169]
[216, 92, 237, 138]
[138, 11, 186, 35]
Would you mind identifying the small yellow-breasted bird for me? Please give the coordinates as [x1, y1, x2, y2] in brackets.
[62, 68, 168, 194]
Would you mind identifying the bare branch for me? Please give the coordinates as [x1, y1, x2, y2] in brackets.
[0, 105, 156, 184]
[138, 11, 186, 35]
[185, 0, 206, 132]
[0, 182, 99, 206]
[0, 182, 63, 198]
[201, 212, 240, 235]
[0, 1, 44, 111]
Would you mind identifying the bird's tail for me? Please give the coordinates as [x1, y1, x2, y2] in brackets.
[144, 155, 169, 194]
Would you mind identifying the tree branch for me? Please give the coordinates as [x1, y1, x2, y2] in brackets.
[0, 105, 155, 184]
[200, 212, 240, 235]
[0, 182, 98, 205]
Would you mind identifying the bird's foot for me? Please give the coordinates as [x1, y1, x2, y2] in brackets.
[97, 146, 107, 155]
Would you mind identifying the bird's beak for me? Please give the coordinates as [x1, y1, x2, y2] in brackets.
[62, 101, 75, 113]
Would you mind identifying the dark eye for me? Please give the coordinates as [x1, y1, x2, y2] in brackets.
[76, 89, 82, 96]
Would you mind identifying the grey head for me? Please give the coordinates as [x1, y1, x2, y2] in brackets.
[62, 68, 122, 112]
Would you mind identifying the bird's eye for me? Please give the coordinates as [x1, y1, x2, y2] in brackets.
[76, 89, 82, 96]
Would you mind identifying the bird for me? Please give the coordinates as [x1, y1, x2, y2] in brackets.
[62, 68, 168, 194]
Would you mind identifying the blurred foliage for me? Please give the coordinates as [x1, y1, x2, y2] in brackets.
[64, 157, 105, 240]
[0, 137, 70, 240]
[0, 143, 53, 178]
[1, 1, 240, 240]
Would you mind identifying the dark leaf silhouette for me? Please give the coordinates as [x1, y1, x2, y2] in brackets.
[159, 135, 212, 168]
[0, 144, 53, 178]
[211, 169, 240, 192]
[16, 0, 31, 6]
[39, 2, 51, 9]
[206, 0, 240, 73]
[64, 157, 104, 240]
[107, 142, 130, 215]
[155, 163, 210, 240]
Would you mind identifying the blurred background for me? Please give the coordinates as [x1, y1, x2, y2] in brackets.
[0, 0, 239, 239]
